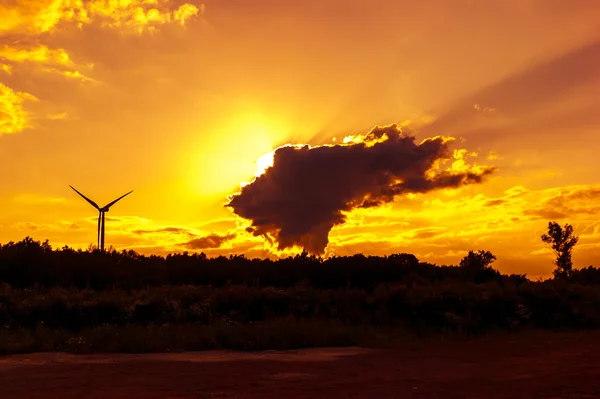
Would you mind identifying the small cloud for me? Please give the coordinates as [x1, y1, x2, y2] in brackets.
[86, 216, 151, 226]
[532, 169, 562, 180]
[487, 151, 501, 160]
[504, 186, 528, 197]
[59, 69, 98, 83]
[133, 227, 196, 237]
[174, 3, 202, 26]
[15, 222, 41, 231]
[183, 232, 237, 250]
[13, 194, 66, 204]
[473, 104, 497, 114]
[13, 220, 79, 232]
[523, 208, 568, 220]
[484, 199, 506, 207]
[531, 248, 553, 256]
[410, 228, 447, 240]
[46, 112, 68, 120]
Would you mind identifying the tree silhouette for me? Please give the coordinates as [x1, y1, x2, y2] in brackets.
[458, 250, 500, 284]
[460, 250, 496, 269]
[541, 221, 578, 279]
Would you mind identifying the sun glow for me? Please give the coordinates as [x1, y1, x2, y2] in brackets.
[255, 151, 275, 177]
[185, 110, 293, 196]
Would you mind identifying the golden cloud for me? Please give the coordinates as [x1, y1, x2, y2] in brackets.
[0, 44, 96, 84]
[0, 0, 203, 35]
[0, 45, 73, 66]
[0, 83, 37, 135]
[52, 68, 98, 83]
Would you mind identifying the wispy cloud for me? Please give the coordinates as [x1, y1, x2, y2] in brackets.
[46, 112, 69, 120]
[14, 220, 81, 232]
[133, 227, 196, 237]
[13, 194, 67, 204]
[0, 45, 74, 66]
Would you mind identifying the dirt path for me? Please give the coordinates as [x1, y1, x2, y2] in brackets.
[1, 332, 600, 398]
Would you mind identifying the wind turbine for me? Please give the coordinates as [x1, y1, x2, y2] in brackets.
[69, 185, 133, 252]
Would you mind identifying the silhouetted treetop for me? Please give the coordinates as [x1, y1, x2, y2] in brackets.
[541, 221, 578, 279]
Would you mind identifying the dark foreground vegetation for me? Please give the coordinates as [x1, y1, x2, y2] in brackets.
[1, 227, 600, 354]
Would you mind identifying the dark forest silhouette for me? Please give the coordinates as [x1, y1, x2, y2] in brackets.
[0, 222, 594, 290]
[1, 220, 600, 353]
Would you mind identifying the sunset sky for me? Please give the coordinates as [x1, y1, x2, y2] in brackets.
[1, 0, 600, 278]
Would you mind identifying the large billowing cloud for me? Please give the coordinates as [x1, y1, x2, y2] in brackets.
[227, 124, 496, 255]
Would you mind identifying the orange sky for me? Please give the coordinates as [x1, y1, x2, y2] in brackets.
[1, 0, 600, 278]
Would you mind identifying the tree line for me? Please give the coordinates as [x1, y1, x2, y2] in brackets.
[0, 221, 596, 291]
[1, 221, 599, 353]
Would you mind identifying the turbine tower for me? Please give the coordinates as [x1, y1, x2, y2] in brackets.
[69, 185, 133, 252]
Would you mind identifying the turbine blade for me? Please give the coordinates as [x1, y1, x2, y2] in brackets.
[69, 185, 100, 210]
[103, 190, 133, 210]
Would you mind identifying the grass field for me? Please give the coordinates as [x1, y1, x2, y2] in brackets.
[1, 331, 599, 398]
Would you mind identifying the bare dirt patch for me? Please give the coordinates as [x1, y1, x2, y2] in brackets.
[1, 332, 600, 398]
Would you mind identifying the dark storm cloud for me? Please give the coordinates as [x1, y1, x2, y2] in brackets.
[183, 232, 237, 250]
[226, 124, 496, 255]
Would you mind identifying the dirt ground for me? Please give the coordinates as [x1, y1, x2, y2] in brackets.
[1, 331, 599, 398]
